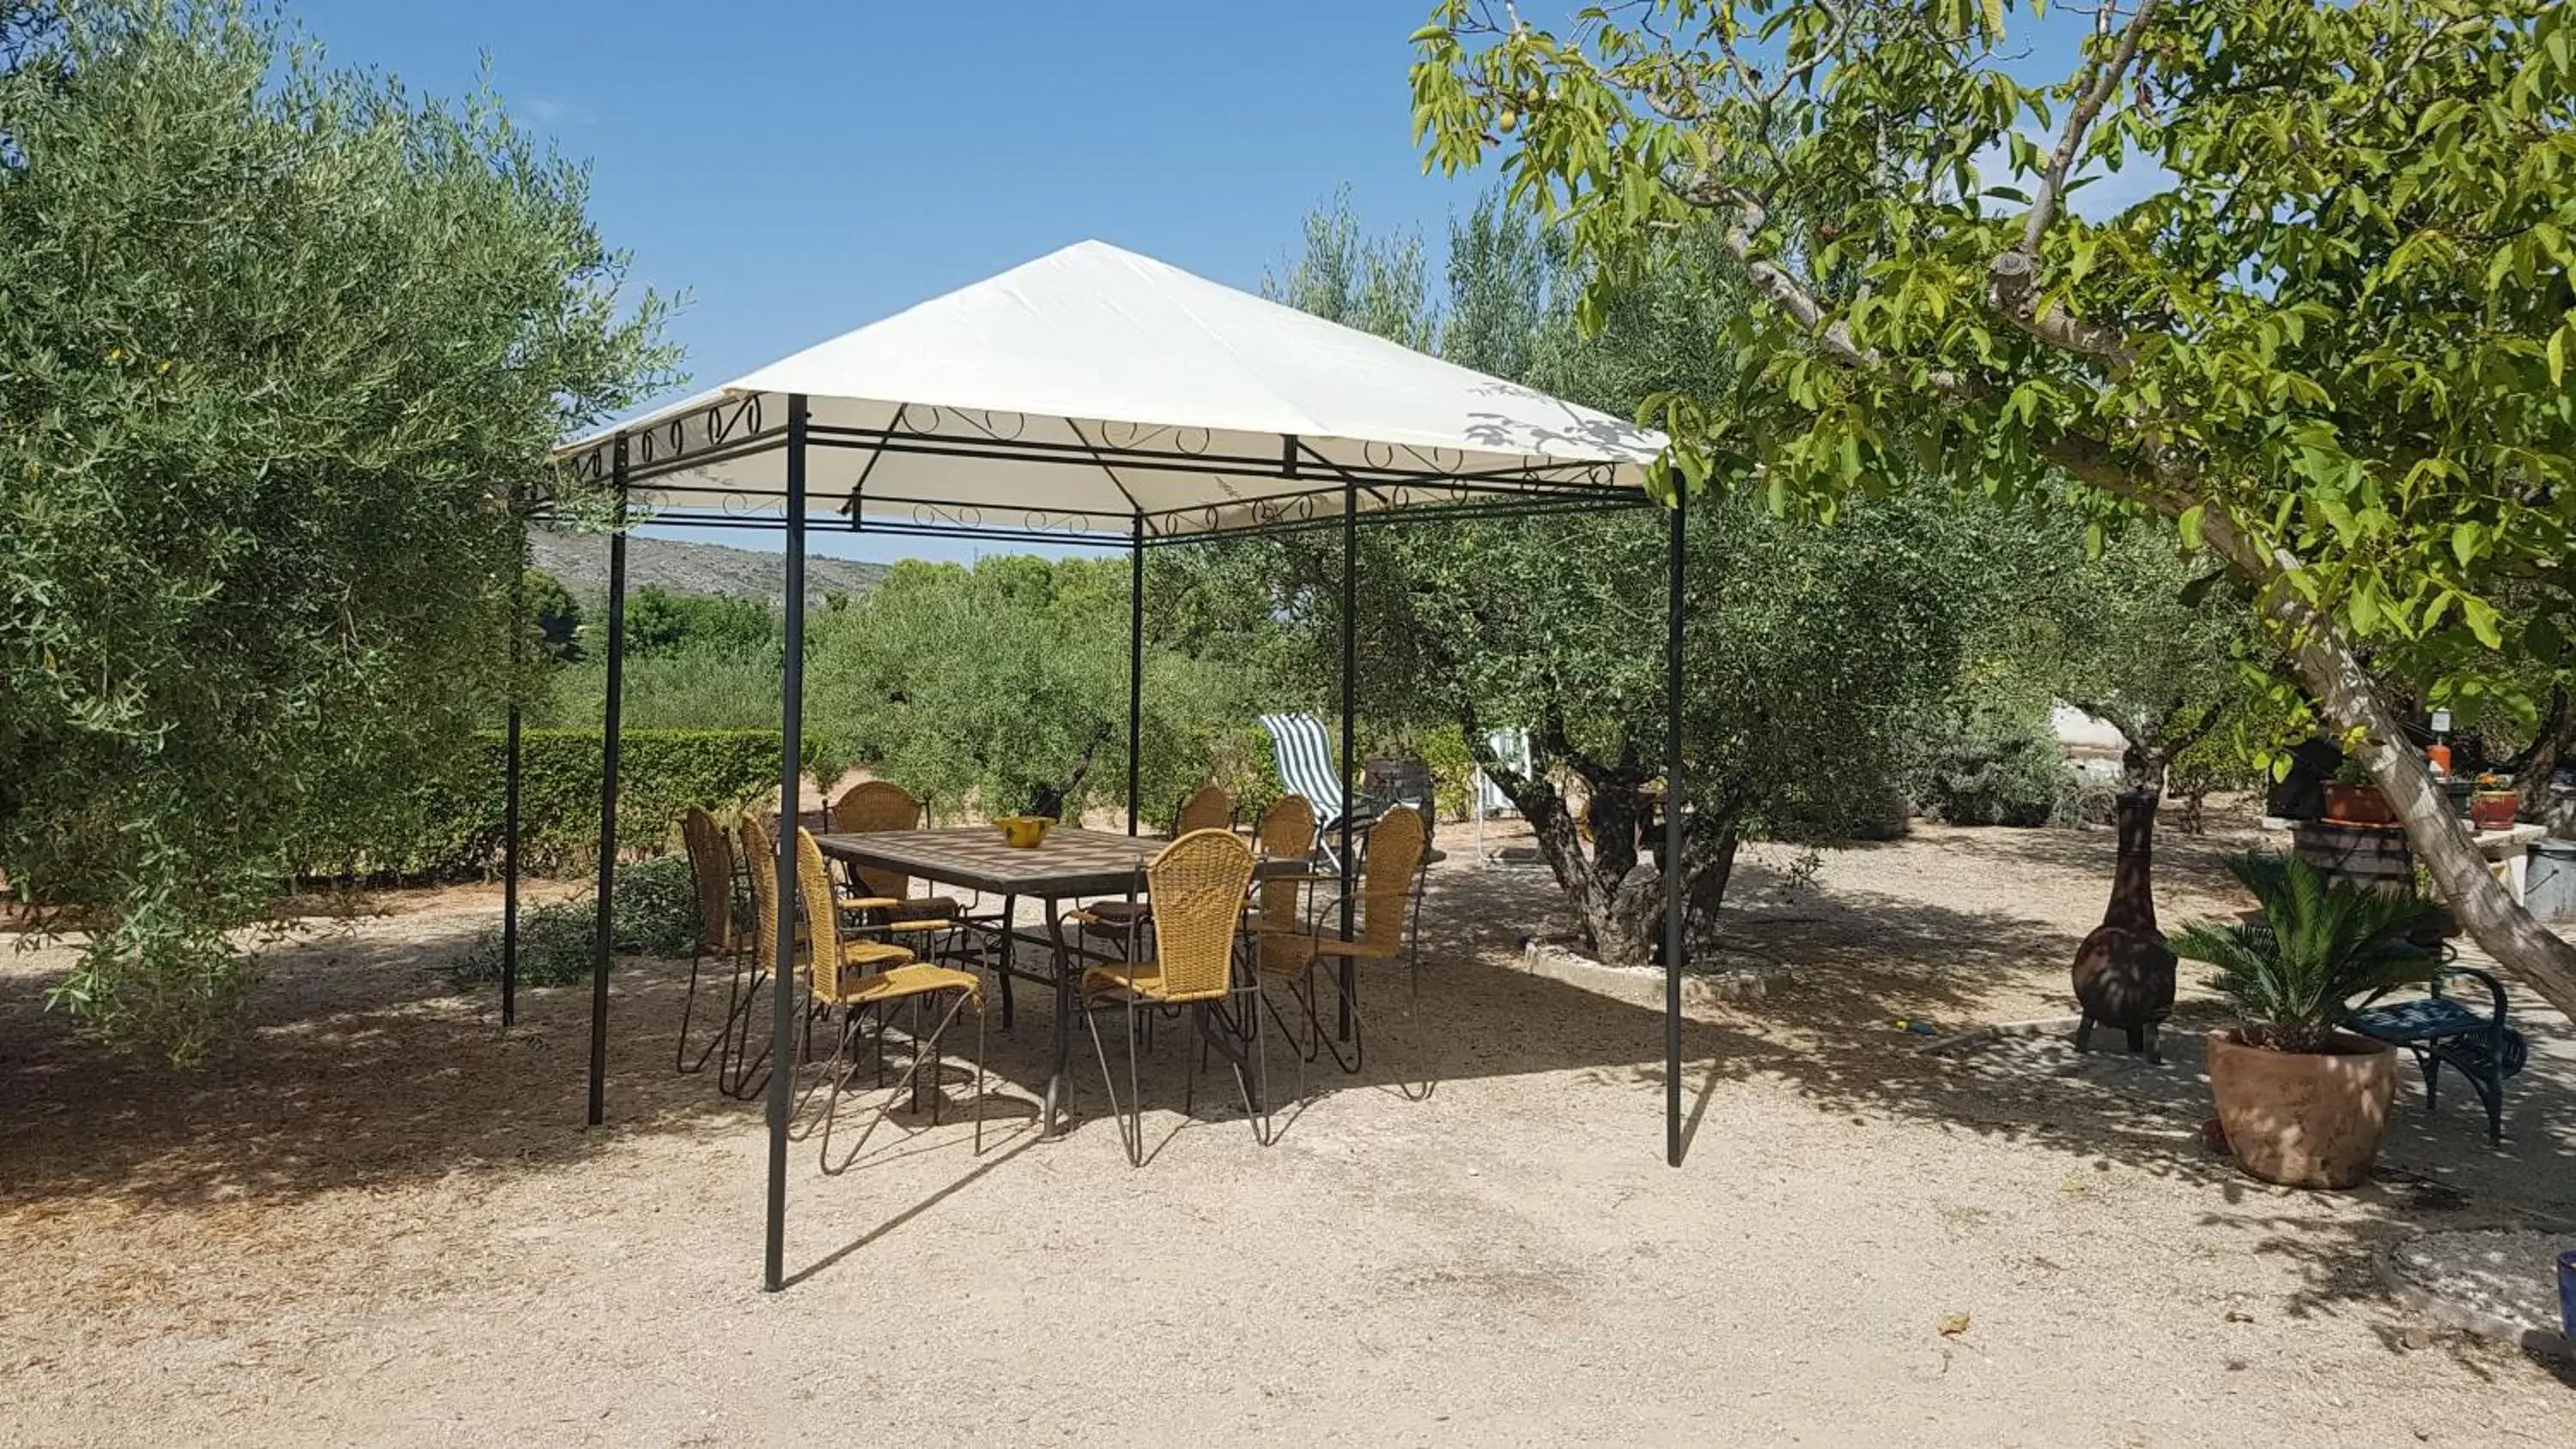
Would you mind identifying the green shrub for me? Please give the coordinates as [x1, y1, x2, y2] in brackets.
[301, 729, 784, 881]
[450, 854, 704, 987]
[452, 901, 597, 987]
[1907, 700, 2078, 828]
[608, 854, 701, 958]
[538, 653, 786, 731]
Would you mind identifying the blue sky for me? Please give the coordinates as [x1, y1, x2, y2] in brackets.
[293, 0, 1470, 565]
[291, 2, 2139, 567]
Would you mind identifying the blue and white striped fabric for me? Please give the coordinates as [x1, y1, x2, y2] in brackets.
[1259, 712, 1346, 822]
[1258, 712, 1388, 872]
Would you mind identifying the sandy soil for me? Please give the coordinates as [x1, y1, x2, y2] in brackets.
[3, 815, 2571, 1446]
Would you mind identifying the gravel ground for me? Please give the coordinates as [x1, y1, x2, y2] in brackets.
[2386, 1229, 2574, 1343]
[4, 815, 2573, 1446]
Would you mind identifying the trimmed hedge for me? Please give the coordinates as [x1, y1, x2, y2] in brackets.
[301, 728, 785, 881]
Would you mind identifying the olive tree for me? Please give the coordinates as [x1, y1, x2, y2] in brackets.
[0, 1, 672, 1056]
[804, 556, 1262, 823]
[1226, 198, 1980, 962]
[1413, 1, 2576, 1015]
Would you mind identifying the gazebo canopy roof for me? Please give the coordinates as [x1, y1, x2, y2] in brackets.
[556, 240, 1665, 543]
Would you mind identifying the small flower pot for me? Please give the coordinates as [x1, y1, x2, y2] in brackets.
[2323, 782, 2396, 827]
[2206, 1026, 2397, 1189]
[2469, 791, 2519, 832]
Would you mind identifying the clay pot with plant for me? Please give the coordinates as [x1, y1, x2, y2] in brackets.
[2468, 773, 2520, 833]
[2170, 854, 2445, 1189]
[2321, 756, 2395, 826]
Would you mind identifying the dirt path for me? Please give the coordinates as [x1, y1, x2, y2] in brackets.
[3, 820, 2569, 1446]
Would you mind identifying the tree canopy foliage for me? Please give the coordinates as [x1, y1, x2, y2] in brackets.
[1207, 196, 2015, 961]
[0, 0, 671, 1056]
[523, 569, 584, 664]
[1412, 0, 2576, 1013]
[804, 556, 1273, 825]
[623, 585, 774, 662]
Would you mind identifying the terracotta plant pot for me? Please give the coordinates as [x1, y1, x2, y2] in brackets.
[2469, 791, 2519, 832]
[2322, 782, 2396, 827]
[2206, 1027, 2397, 1189]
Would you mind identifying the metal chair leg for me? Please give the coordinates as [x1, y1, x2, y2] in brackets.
[821, 990, 973, 1174]
[1292, 959, 1363, 1075]
[1084, 994, 1143, 1167]
[717, 961, 774, 1100]
[1256, 973, 1310, 1106]
[1247, 979, 1273, 1146]
[1184, 1002, 1207, 1118]
[682, 943, 760, 1076]
[794, 1007, 855, 1145]
[675, 950, 711, 1074]
[972, 1001, 987, 1155]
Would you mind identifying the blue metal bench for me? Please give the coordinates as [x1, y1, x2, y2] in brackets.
[2349, 964, 2529, 1144]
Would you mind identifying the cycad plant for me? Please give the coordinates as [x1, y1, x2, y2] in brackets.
[2170, 854, 2445, 1053]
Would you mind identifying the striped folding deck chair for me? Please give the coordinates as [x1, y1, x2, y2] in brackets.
[1258, 711, 1381, 871]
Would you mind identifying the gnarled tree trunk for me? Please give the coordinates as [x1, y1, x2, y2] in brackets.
[1467, 716, 1735, 965]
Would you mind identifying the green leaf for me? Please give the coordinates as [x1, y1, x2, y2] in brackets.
[2461, 597, 2505, 650]
[2178, 503, 2206, 551]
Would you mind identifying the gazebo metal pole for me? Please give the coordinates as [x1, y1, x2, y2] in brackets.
[1127, 515, 1144, 835]
[586, 440, 629, 1127]
[1663, 494, 1686, 1167]
[1337, 478, 1358, 1041]
[762, 394, 811, 1294]
[502, 546, 523, 1029]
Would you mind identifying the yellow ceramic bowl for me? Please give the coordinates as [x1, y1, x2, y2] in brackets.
[989, 815, 1054, 849]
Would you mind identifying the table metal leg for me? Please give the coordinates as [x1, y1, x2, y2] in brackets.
[996, 893, 1016, 1029]
[1043, 898, 1072, 1137]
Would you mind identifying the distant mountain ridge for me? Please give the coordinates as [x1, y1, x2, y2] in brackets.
[529, 531, 888, 604]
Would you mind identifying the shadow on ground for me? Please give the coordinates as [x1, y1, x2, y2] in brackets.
[4, 823, 2568, 1337]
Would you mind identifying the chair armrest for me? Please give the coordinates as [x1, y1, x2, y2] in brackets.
[2433, 965, 2510, 1026]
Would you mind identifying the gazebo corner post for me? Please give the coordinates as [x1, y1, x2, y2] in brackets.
[586, 438, 629, 1128]
[1127, 513, 1144, 837]
[1337, 476, 1358, 1042]
[502, 529, 525, 1030]
[1663, 491, 1686, 1168]
[763, 392, 811, 1294]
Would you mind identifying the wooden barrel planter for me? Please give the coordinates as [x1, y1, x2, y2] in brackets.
[2293, 820, 2415, 894]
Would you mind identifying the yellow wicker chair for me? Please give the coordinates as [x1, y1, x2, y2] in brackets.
[1250, 793, 1326, 942]
[1079, 828, 1266, 1164]
[830, 781, 963, 945]
[1078, 784, 1237, 946]
[791, 828, 986, 1170]
[1255, 804, 1428, 1077]
[677, 806, 767, 1097]
[738, 814, 805, 975]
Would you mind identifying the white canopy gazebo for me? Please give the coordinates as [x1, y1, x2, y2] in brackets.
[526, 240, 1688, 1291]
[558, 239, 1658, 540]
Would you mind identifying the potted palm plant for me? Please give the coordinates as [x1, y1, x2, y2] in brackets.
[2170, 854, 2444, 1189]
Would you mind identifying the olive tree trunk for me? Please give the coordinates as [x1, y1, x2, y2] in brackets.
[1467, 723, 1735, 966]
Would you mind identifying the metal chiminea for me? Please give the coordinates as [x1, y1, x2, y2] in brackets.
[2071, 788, 2178, 1064]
